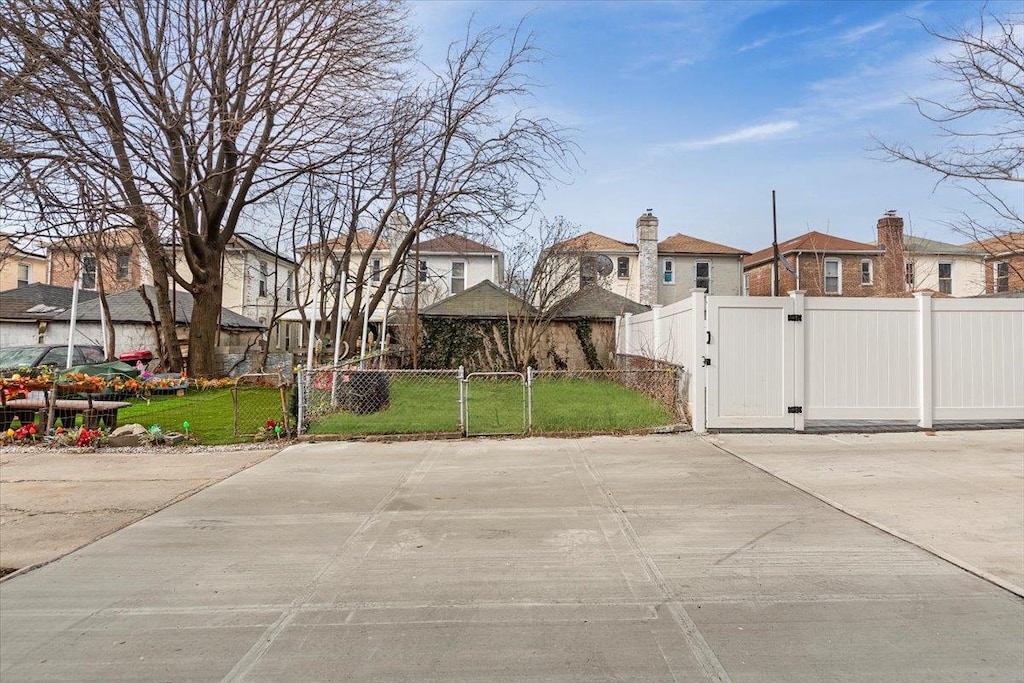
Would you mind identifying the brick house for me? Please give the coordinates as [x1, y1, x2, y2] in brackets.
[552, 211, 748, 305]
[47, 227, 152, 293]
[968, 232, 1024, 294]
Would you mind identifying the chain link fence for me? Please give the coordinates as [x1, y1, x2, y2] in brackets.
[298, 357, 686, 438]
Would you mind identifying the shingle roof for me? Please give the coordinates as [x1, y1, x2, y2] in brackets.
[552, 285, 650, 320]
[903, 235, 977, 256]
[51, 285, 263, 329]
[744, 231, 880, 267]
[0, 284, 99, 320]
[965, 232, 1024, 257]
[658, 233, 748, 256]
[553, 232, 637, 253]
[417, 234, 500, 254]
[419, 280, 535, 318]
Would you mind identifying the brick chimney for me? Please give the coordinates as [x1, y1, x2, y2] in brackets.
[876, 210, 906, 294]
[636, 209, 659, 305]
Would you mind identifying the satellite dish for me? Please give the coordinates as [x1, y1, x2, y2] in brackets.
[595, 254, 613, 277]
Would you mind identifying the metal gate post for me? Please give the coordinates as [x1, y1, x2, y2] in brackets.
[526, 367, 534, 431]
[296, 369, 305, 436]
[691, 290, 708, 433]
[457, 365, 465, 436]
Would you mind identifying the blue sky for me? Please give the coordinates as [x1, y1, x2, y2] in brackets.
[411, 0, 1021, 252]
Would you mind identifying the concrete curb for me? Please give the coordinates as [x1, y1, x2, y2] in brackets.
[704, 437, 1024, 600]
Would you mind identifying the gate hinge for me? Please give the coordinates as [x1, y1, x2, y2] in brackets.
[787, 406, 803, 414]
[787, 314, 803, 322]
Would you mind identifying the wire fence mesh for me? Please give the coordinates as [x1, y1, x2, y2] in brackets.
[300, 363, 461, 437]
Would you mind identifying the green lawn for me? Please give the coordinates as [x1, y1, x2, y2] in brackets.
[116, 387, 286, 445]
[308, 375, 674, 436]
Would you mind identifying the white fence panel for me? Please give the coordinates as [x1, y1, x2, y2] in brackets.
[932, 299, 1024, 420]
[656, 299, 693, 365]
[803, 298, 918, 420]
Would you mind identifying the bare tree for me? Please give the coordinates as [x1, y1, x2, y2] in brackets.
[0, 0, 410, 375]
[875, 7, 1023, 274]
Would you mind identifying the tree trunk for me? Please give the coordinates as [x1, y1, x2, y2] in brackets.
[189, 276, 224, 377]
[136, 215, 183, 371]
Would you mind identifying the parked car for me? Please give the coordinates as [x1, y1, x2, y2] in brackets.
[0, 344, 105, 374]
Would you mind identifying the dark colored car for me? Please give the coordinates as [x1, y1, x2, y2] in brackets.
[0, 344, 105, 373]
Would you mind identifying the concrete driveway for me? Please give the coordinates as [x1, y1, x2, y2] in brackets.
[1, 435, 1022, 682]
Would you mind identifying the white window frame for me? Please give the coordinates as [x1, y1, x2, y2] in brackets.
[258, 260, 269, 297]
[860, 259, 873, 286]
[694, 260, 710, 291]
[905, 261, 915, 288]
[617, 256, 629, 279]
[16, 262, 30, 287]
[823, 258, 841, 294]
[116, 251, 130, 281]
[418, 259, 428, 283]
[81, 254, 97, 290]
[938, 262, 952, 295]
[663, 258, 674, 284]
[994, 261, 1009, 293]
[450, 260, 466, 294]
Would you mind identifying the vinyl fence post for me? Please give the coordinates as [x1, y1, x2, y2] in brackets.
[789, 290, 806, 432]
[916, 292, 934, 429]
[614, 315, 622, 357]
[691, 290, 707, 433]
[526, 367, 534, 431]
[623, 312, 633, 356]
[651, 304, 663, 360]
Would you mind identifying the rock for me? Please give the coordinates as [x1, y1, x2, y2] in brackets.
[110, 423, 147, 437]
[163, 432, 185, 445]
[107, 433, 141, 447]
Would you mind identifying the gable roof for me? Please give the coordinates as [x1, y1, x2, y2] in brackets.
[903, 235, 977, 256]
[744, 231, 880, 268]
[419, 280, 534, 318]
[51, 285, 263, 330]
[553, 231, 637, 253]
[965, 232, 1024, 257]
[417, 234, 500, 255]
[300, 229, 389, 255]
[552, 285, 650, 320]
[0, 283, 99, 320]
[658, 233, 748, 256]
[228, 234, 298, 265]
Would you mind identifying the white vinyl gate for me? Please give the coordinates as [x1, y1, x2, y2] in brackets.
[705, 297, 795, 429]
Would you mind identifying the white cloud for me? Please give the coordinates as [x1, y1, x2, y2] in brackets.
[668, 120, 800, 151]
[838, 20, 889, 44]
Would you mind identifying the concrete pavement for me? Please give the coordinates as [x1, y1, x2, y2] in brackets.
[1, 435, 1022, 682]
[710, 430, 1024, 595]
[0, 448, 278, 572]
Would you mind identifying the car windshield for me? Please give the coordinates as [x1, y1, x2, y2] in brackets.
[0, 346, 45, 368]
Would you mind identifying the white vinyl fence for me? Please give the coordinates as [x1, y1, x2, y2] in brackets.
[618, 291, 1024, 432]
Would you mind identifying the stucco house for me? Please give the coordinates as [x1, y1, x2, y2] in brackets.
[0, 232, 48, 292]
[903, 235, 985, 297]
[552, 211, 748, 306]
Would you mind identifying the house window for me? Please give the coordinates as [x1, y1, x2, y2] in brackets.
[824, 258, 840, 294]
[371, 258, 381, 283]
[860, 259, 873, 286]
[81, 254, 97, 290]
[450, 261, 465, 294]
[418, 259, 428, 283]
[663, 259, 674, 284]
[617, 256, 629, 278]
[938, 262, 952, 294]
[695, 261, 710, 291]
[259, 260, 269, 297]
[995, 262, 1009, 293]
[905, 261, 915, 287]
[17, 263, 30, 287]
[286, 272, 293, 302]
[116, 251, 130, 280]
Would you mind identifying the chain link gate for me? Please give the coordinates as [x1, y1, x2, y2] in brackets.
[461, 371, 529, 436]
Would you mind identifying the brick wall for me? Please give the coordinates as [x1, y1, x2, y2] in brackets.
[983, 255, 1024, 293]
[745, 253, 893, 296]
[49, 244, 146, 293]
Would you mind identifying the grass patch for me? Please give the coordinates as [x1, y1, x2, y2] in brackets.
[309, 376, 460, 436]
[307, 375, 673, 436]
[116, 387, 285, 445]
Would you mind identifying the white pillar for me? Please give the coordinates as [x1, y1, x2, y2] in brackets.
[66, 270, 81, 369]
[916, 291, 934, 428]
[789, 290, 806, 432]
[651, 304, 663, 361]
[691, 290, 707, 433]
[305, 267, 320, 372]
[623, 312, 633, 356]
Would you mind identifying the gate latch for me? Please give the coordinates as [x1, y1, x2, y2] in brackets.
[787, 406, 803, 414]
[702, 356, 712, 367]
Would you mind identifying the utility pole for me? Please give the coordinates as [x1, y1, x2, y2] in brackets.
[412, 171, 422, 369]
[772, 190, 780, 297]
